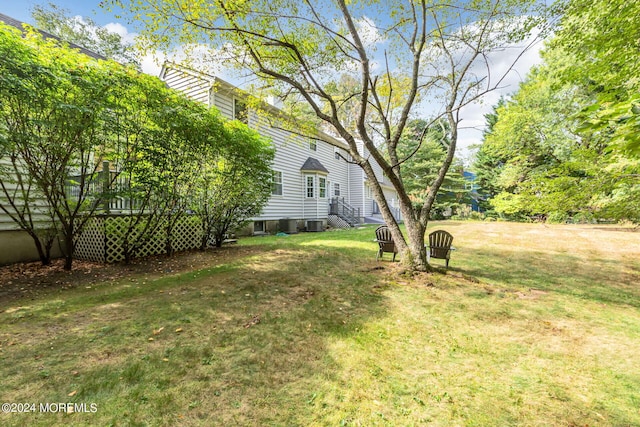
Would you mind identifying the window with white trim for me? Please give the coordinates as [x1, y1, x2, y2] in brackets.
[271, 171, 283, 196]
[319, 177, 327, 198]
[334, 183, 341, 197]
[309, 141, 317, 151]
[306, 175, 315, 198]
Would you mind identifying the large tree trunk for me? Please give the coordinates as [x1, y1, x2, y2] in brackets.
[376, 199, 430, 271]
[403, 214, 429, 272]
[362, 162, 431, 271]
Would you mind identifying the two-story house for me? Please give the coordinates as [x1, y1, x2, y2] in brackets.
[159, 63, 402, 234]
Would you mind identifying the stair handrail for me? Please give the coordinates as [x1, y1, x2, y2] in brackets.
[330, 197, 360, 225]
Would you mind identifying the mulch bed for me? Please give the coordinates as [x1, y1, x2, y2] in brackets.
[0, 246, 259, 307]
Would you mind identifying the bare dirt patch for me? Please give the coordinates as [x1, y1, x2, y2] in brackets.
[0, 246, 262, 306]
[515, 288, 549, 299]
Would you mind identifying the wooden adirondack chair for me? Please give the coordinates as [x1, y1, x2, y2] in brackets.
[375, 225, 398, 262]
[428, 230, 454, 268]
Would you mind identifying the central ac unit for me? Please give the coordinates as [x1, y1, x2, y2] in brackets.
[307, 220, 324, 232]
[279, 218, 298, 234]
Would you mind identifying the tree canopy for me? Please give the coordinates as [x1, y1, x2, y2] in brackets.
[551, 0, 640, 155]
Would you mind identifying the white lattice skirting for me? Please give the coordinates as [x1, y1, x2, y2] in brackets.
[74, 214, 204, 263]
[328, 214, 353, 229]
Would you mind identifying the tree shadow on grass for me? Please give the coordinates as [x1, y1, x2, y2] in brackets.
[0, 244, 392, 426]
[460, 247, 640, 308]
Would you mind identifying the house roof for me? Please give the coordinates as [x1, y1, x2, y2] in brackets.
[300, 157, 329, 174]
[0, 12, 107, 61]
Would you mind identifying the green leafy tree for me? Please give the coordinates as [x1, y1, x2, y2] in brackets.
[551, 0, 640, 155]
[479, 58, 594, 219]
[31, 2, 139, 65]
[0, 23, 123, 269]
[475, 42, 639, 223]
[550, 0, 640, 222]
[1, 19, 276, 270]
[193, 121, 274, 248]
[101, 70, 272, 259]
[106, 0, 548, 271]
[105, 72, 217, 262]
[0, 24, 58, 264]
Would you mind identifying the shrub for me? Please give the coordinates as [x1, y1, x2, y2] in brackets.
[571, 212, 596, 224]
[547, 211, 569, 224]
[468, 211, 485, 221]
[483, 210, 499, 219]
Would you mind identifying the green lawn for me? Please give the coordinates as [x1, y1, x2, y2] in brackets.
[1, 222, 639, 426]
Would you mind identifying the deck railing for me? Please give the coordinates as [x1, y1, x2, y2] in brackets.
[65, 162, 142, 212]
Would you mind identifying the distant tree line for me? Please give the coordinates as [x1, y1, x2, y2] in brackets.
[472, 0, 639, 224]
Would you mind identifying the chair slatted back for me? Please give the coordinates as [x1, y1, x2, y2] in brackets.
[376, 226, 393, 245]
[429, 230, 453, 260]
[375, 225, 398, 260]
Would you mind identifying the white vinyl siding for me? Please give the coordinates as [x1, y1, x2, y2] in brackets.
[0, 158, 52, 231]
[214, 94, 234, 119]
[160, 67, 211, 106]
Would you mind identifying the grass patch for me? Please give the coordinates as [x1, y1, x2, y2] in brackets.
[1, 222, 639, 426]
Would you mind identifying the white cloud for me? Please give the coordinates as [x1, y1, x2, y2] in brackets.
[138, 50, 165, 76]
[355, 16, 385, 47]
[104, 22, 137, 45]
